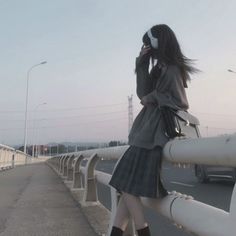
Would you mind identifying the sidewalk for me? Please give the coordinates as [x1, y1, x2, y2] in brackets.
[0, 163, 98, 236]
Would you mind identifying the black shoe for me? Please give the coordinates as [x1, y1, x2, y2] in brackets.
[110, 226, 123, 236]
[136, 226, 151, 236]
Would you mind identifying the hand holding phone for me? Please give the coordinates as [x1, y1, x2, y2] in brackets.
[139, 45, 151, 57]
[136, 45, 151, 67]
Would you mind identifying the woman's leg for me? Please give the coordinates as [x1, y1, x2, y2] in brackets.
[122, 192, 148, 230]
[113, 194, 131, 231]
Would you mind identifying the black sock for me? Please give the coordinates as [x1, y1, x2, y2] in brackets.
[137, 226, 151, 236]
[110, 226, 123, 236]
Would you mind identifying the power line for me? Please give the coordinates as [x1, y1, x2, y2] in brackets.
[192, 111, 236, 118]
[0, 102, 127, 114]
[0, 110, 128, 122]
[39, 117, 128, 129]
[0, 116, 128, 131]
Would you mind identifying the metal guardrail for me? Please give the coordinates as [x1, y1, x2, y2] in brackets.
[0, 144, 33, 170]
[47, 135, 236, 236]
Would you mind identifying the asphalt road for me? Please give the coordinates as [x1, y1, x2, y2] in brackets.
[96, 160, 235, 236]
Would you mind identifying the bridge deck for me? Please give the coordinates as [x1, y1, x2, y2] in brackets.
[0, 163, 98, 236]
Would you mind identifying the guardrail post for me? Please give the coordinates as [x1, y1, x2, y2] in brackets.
[61, 156, 66, 175]
[0, 148, 2, 170]
[62, 156, 70, 176]
[72, 154, 84, 189]
[3, 149, 6, 169]
[83, 153, 100, 202]
[11, 153, 15, 168]
[54, 156, 59, 170]
[9, 151, 13, 169]
[67, 155, 75, 181]
[61, 156, 67, 174]
[59, 156, 65, 173]
[57, 156, 61, 170]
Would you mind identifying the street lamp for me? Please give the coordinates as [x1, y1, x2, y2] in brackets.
[23, 61, 47, 156]
[35, 118, 47, 157]
[228, 69, 236, 74]
[32, 102, 47, 157]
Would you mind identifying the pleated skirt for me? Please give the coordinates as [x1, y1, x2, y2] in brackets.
[108, 145, 168, 198]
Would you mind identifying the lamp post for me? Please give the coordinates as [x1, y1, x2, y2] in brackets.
[23, 61, 47, 157]
[32, 102, 47, 157]
[35, 118, 47, 157]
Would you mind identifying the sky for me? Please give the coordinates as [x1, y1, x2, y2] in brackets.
[0, 0, 236, 146]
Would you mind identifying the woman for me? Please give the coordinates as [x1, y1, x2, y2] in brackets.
[108, 24, 198, 236]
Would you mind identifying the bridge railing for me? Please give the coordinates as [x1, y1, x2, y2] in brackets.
[47, 135, 236, 236]
[0, 144, 15, 170]
[0, 144, 34, 170]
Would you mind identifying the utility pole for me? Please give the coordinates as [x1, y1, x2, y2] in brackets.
[128, 95, 134, 134]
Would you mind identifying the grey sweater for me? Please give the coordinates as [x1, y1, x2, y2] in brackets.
[128, 57, 189, 149]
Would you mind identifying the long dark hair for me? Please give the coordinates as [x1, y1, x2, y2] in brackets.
[142, 24, 198, 88]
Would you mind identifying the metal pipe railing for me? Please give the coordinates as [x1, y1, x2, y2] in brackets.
[47, 134, 236, 236]
[163, 135, 236, 167]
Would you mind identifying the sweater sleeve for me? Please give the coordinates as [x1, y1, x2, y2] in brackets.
[141, 66, 189, 110]
[135, 57, 153, 100]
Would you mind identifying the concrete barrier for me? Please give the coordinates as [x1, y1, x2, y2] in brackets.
[0, 144, 47, 171]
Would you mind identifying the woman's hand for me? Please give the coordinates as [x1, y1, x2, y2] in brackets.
[136, 45, 151, 68]
[139, 45, 151, 57]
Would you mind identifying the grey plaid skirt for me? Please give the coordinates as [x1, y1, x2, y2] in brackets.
[108, 145, 168, 198]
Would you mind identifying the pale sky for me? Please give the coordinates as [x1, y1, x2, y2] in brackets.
[0, 0, 236, 146]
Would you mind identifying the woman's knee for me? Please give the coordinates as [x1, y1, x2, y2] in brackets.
[122, 191, 141, 200]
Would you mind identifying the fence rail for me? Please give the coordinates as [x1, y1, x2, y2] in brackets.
[47, 134, 236, 236]
[0, 144, 36, 170]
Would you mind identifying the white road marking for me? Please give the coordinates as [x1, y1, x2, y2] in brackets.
[170, 181, 195, 187]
